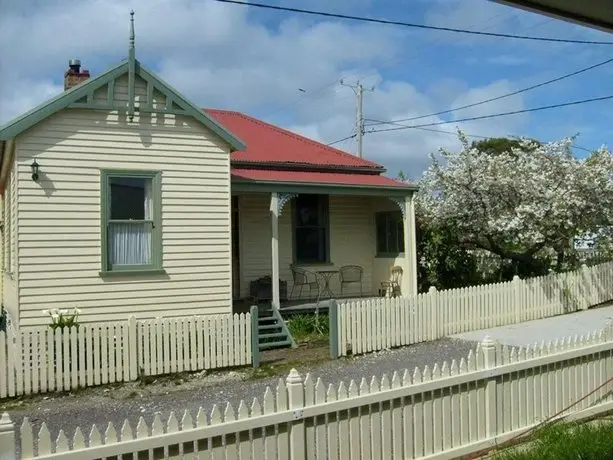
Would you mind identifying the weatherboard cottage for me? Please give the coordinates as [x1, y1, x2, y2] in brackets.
[0, 16, 417, 328]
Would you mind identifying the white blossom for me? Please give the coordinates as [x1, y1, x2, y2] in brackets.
[417, 132, 613, 261]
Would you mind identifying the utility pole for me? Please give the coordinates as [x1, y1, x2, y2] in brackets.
[340, 79, 374, 158]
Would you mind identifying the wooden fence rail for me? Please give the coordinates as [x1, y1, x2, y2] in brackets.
[0, 313, 252, 399]
[2, 324, 613, 459]
[334, 261, 613, 357]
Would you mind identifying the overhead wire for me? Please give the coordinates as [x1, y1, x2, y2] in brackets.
[317, 10, 548, 147]
[326, 134, 357, 146]
[260, 5, 518, 120]
[366, 56, 613, 127]
[366, 94, 613, 133]
[215, 0, 613, 45]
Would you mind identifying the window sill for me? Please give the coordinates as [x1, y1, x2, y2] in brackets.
[375, 253, 405, 259]
[99, 269, 167, 278]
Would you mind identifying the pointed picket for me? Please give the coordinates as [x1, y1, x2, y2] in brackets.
[450, 360, 458, 376]
[119, 420, 133, 442]
[55, 430, 69, 453]
[167, 412, 179, 433]
[105, 422, 118, 445]
[37, 423, 52, 456]
[152, 413, 164, 436]
[210, 405, 222, 425]
[196, 407, 208, 427]
[88, 424, 102, 448]
[181, 410, 194, 430]
[136, 417, 149, 438]
[391, 371, 401, 388]
[402, 368, 411, 386]
[17, 418, 33, 459]
[304, 373, 315, 406]
[73, 427, 86, 450]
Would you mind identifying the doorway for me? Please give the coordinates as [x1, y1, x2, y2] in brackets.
[231, 195, 240, 299]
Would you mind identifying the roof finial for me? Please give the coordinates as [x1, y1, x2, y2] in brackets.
[129, 10, 135, 49]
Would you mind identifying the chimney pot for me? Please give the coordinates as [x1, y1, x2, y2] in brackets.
[64, 59, 90, 91]
[68, 59, 81, 72]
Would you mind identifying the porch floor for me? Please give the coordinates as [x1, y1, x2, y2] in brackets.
[233, 296, 374, 316]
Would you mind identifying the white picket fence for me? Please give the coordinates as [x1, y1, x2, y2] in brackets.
[3, 325, 613, 459]
[334, 261, 613, 357]
[0, 313, 252, 398]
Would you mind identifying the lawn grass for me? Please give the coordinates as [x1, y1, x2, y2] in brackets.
[493, 420, 613, 460]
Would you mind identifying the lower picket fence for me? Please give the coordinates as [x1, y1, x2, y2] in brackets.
[0, 313, 252, 399]
[3, 324, 613, 459]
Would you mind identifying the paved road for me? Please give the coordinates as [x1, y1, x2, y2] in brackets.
[4, 338, 478, 455]
[452, 303, 613, 347]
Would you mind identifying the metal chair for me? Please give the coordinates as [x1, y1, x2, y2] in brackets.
[289, 266, 320, 300]
[339, 265, 364, 297]
[380, 265, 403, 297]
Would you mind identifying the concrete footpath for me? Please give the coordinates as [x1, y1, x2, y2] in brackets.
[451, 303, 613, 347]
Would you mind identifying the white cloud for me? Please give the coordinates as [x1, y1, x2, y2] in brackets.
[0, 0, 534, 180]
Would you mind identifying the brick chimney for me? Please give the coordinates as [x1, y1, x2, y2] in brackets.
[64, 59, 90, 90]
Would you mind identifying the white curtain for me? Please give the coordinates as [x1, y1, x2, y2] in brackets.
[109, 179, 153, 266]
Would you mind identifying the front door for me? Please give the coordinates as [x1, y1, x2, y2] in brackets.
[231, 196, 240, 299]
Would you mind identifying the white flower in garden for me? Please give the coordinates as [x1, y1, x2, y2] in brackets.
[42, 309, 49, 315]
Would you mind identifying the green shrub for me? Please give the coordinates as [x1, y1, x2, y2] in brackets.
[286, 314, 329, 341]
[493, 421, 613, 460]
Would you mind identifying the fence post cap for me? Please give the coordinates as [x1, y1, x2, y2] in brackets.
[512, 275, 521, 281]
[480, 335, 497, 348]
[0, 412, 12, 431]
[286, 368, 302, 384]
[428, 286, 437, 293]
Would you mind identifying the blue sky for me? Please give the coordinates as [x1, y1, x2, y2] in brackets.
[1, 0, 612, 179]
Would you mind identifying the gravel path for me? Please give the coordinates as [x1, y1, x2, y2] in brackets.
[4, 338, 478, 455]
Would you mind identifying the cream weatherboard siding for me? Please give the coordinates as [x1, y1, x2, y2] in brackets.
[2, 160, 18, 324]
[12, 76, 233, 327]
[236, 193, 408, 299]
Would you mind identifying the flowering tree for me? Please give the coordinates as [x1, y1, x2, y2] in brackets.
[417, 133, 613, 274]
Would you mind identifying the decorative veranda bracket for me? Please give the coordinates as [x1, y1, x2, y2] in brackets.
[387, 197, 406, 218]
[278, 193, 298, 216]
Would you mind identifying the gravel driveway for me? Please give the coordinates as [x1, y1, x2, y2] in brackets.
[3, 337, 478, 455]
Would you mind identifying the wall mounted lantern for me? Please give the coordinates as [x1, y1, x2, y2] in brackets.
[31, 160, 39, 182]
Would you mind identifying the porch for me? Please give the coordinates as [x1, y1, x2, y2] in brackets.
[231, 181, 418, 313]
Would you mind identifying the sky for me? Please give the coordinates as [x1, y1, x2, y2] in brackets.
[1, 0, 612, 181]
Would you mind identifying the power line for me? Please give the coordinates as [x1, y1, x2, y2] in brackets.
[215, 0, 613, 45]
[388, 124, 596, 152]
[367, 94, 613, 133]
[326, 134, 356, 146]
[366, 56, 613, 127]
[261, 9, 522, 120]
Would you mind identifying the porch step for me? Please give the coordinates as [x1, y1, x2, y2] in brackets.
[256, 307, 296, 352]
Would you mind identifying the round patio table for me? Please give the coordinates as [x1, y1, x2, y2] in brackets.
[316, 269, 339, 299]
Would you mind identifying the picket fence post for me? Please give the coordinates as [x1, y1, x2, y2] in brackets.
[286, 369, 306, 460]
[0, 412, 15, 460]
[128, 316, 138, 381]
[512, 275, 522, 323]
[329, 300, 339, 359]
[482, 336, 498, 439]
[250, 306, 260, 368]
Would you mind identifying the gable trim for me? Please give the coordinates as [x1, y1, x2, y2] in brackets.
[0, 60, 246, 152]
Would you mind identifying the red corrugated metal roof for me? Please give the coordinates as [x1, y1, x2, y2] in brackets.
[231, 168, 411, 189]
[205, 109, 383, 169]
